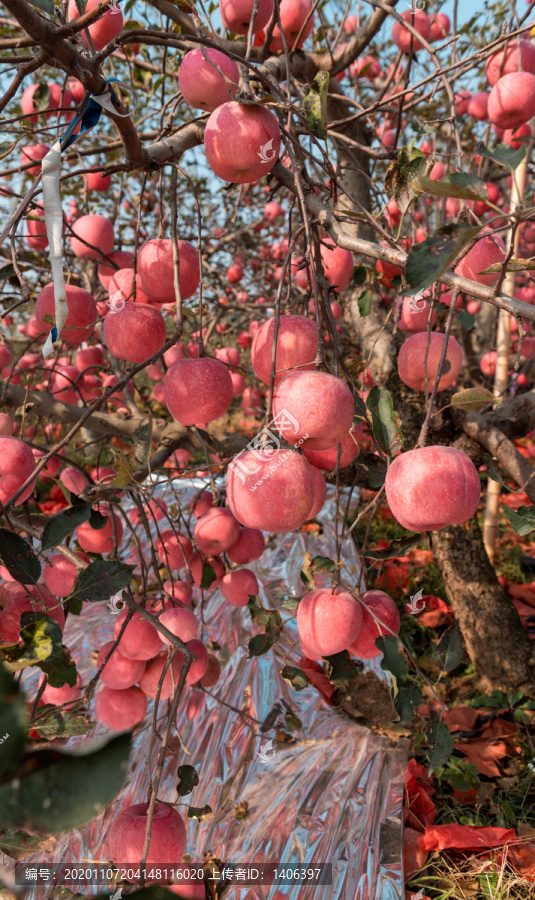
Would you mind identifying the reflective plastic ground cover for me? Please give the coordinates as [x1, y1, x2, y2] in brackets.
[10, 480, 406, 900]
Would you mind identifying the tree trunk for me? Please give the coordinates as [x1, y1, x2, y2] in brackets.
[330, 78, 535, 695]
[430, 515, 535, 692]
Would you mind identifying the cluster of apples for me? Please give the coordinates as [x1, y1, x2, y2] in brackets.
[455, 38, 535, 135]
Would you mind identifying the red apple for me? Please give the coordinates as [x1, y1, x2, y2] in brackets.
[0, 584, 65, 644]
[297, 588, 362, 656]
[164, 358, 233, 426]
[302, 425, 361, 470]
[220, 0, 273, 34]
[488, 72, 535, 130]
[137, 238, 199, 304]
[43, 551, 89, 596]
[195, 507, 240, 555]
[98, 250, 134, 290]
[76, 502, 123, 553]
[220, 568, 259, 606]
[273, 371, 354, 450]
[486, 39, 535, 86]
[397, 332, 463, 392]
[384, 446, 481, 531]
[204, 102, 281, 184]
[348, 589, 400, 659]
[107, 802, 186, 874]
[35, 283, 97, 347]
[20, 143, 50, 176]
[391, 10, 430, 53]
[114, 608, 164, 660]
[251, 314, 318, 385]
[103, 302, 167, 363]
[67, 0, 123, 50]
[0, 435, 36, 506]
[227, 526, 264, 564]
[156, 529, 194, 571]
[96, 641, 146, 689]
[95, 685, 147, 730]
[227, 448, 315, 531]
[271, 0, 314, 49]
[70, 214, 115, 261]
[179, 47, 239, 111]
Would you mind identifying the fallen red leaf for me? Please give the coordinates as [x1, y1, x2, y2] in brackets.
[501, 492, 530, 509]
[507, 583, 535, 606]
[404, 826, 429, 878]
[453, 740, 514, 777]
[498, 842, 535, 881]
[298, 657, 335, 705]
[418, 824, 518, 852]
[404, 759, 436, 828]
[407, 549, 434, 567]
[444, 705, 479, 734]
[417, 596, 454, 628]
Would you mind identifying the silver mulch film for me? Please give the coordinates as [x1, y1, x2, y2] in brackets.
[11, 480, 405, 899]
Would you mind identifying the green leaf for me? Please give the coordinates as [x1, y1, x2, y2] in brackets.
[31, 705, 94, 739]
[0, 529, 41, 584]
[176, 764, 199, 796]
[483, 454, 509, 489]
[402, 223, 481, 297]
[457, 309, 475, 331]
[451, 387, 502, 411]
[466, 689, 509, 708]
[248, 633, 274, 657]
[365, 386, 404, 456]
[134, 420, 152, 465]
[310, 555, 336, 574]
[0, 141, 18, 160]
[354, 395, 368, 423]
[187, 804, 213, 821]
[427, 719, 454, 774]
[0, 733, 131, 831]
[352, 265, 368, 285]
[476, 140, 527, 171]
[411, 171, 488, 202]
[284, 706, 303, 733]
[394, 681, 423, 724]
[323, 650, 361, 687]
[41, 503, 93, 551]
[435, 620, 465, 671]
[280, 665, 308, 691]
[362, 535, 421, 559]
[109, 453, 134, 488]
[6, 613, 64, 671]
[302, 71, 329, 139]
[200, 563, 216, 590]
[31, 83, 52, 115]
[39, 645, 77, 689]
[357, 289, 373, 317]
[0, 826, 56, 860]
[0, 263, 15, 280]
[375, 635, 408, 696]
[247, 592, 284, 656]
[0, 661, 28, 781]
[4, 612, 76, 689]
[26, 0, 55, 13]
[384, 145, 428, 214]
[89, 508, 108, 530]
[503, 505, 535, 536]
[68, 560, 134, 603]
[479, 258, 535, 275]
[281, 595, 302, 610]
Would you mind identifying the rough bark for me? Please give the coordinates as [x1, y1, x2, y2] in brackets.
[430, 514, 535, 692]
